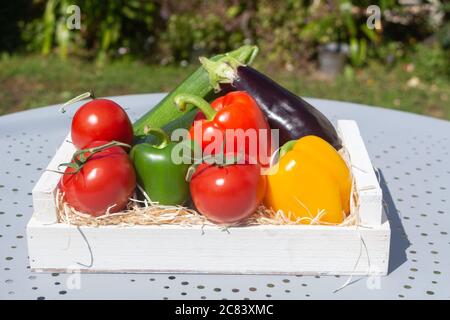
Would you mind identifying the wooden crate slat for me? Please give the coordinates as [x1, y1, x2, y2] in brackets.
[338, 120, 383, 226]
[31, 133, 75, 223]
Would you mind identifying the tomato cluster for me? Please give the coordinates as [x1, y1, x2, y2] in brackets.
[59, 98, 136, 217]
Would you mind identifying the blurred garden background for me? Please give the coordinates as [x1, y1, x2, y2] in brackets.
[0, 0, 449, 118]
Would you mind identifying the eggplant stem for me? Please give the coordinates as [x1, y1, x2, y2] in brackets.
[199, 57, 238, 91]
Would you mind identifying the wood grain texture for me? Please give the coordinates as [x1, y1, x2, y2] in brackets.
[27, 218, 390, 275]
[338, 120, 383, 226]
[31, 133, 75, 223]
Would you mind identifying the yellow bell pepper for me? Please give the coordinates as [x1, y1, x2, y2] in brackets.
[264, 136, 352, 225]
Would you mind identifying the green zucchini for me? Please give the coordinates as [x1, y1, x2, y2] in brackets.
[133, 45, 259, 137]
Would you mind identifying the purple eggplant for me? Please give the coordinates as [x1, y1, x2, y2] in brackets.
[200, 57, 342, 150]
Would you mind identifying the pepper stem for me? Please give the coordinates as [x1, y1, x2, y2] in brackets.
[279, 140, 297, 158]
[143, 127, 170, 149]
[59, 92, 95, 113]
[173, 93, 217, 121]
[269, 139, 297, 167]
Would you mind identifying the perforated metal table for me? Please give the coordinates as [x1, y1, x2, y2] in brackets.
[1, 94, 449, 300]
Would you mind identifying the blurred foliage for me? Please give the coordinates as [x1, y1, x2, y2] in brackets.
[0, 1, 35, 52]
[437, 2, 450, 49]
[19, 0, 157, 64]
[412, 44, 450, 82]
[1, 53, 448, 119]
[0, 0, 448, 69]
[158, 13, 242, 63]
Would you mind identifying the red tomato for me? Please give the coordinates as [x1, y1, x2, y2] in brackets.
[59, 141, 136, 217]
[71, 99, 133, 149]
[190, 160, 266, 224]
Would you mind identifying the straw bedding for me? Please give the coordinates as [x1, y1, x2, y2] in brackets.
[56, 147, 359, 228]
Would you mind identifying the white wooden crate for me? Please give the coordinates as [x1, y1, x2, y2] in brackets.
[27, 120, 390, 275]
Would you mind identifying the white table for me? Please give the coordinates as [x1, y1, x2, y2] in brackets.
[0, 94, 449, 299]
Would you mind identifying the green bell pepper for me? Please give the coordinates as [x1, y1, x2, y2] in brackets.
[130, 128, 190, 206]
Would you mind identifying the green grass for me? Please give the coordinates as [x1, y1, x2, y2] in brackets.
[0, 54, 449, 119]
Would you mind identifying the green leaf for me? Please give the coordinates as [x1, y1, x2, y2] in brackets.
[41, 0, 58, 55]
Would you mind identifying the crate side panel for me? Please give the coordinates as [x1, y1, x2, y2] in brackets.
[27, 221, 390, 275]
[32, 133, 74, 223]
[338, 120, 383, 226]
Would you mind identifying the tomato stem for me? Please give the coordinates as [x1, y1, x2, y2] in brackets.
[173, 93, 217, 121]
[58, 140, 131, 174]
[59, 92, 95, 113]
[185, 164, 199, 182]
[185, 152, 245, 182]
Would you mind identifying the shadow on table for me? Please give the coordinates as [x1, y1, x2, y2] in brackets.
[378, 170, 411, 274]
